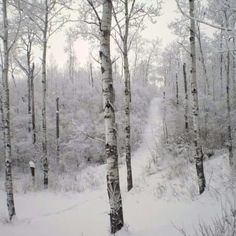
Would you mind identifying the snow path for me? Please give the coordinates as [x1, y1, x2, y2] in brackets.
[0, 97, 234, 236]
[119, 97, 162, 190]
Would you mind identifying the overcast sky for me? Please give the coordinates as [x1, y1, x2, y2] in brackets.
[48, 0, 178, 69]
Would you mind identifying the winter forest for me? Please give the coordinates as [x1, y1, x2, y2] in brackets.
[1, 0, 236, 235]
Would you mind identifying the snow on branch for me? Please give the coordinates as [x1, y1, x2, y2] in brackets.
[175, 0, 233, 32]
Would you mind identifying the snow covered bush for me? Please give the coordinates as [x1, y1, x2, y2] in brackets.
[0, 62, 158, 192]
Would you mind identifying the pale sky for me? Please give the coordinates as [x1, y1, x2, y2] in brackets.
[48, 0, 178, 69]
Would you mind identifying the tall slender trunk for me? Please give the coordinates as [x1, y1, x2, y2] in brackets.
[100, 0, 124, 233]
[212, 64, 216, 102]
[183, 63, 189, 130]
[42, 0, 49, 188]
[223, 12, 233, 166]
[56, 97, 60, 164]
[197, 24, 210, 96]
[31, 63, 36, 144]
[132, 41, 138, 80]
[90, 63, 94, 88]
[197, 24, 209, 140]
[220, 28, 224, 98]
[226, 43, 233, 166]
[189, 0, 206, 194]
[27, 47, 32, 133]
[163, 76, 168, 143]
[0, 95, 4, 134]
[176, 73, 179, 105]
[123, 0, 133, 191]
[68, 41, 76, 98]
[2, 0, 16, 220]
[232, 38, 236, 102]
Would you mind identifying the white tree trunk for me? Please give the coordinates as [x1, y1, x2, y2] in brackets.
[163, 77, 169, 143]
[183, 63, 189, 130]
[42, 0, 49, 188]
[197, 24, 210, 96]
[31, 63, 36, 144]
[197, 24, 209, 140]
[226, 45, 233, 166]
[123, 0, 133, 191]
[189, 0, 206, 194]
[56, 97, 60, 164]
[220, 28, 224, 98]
[176, 73, 179, 105]
[232, 38, 236, 102]
[2, 0, 16, 220]
[100, 0, 124, 233]
[27, 53, 32, 133]
[0, 94, 4, 136]
[223, 12, 234, 166]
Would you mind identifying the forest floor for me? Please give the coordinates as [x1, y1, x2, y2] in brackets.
[0, 98, 236, 236]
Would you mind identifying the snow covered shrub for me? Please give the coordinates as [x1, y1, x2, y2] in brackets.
[177, 198, 236, 236]
[153, 183, 167, 199]
[166, 159, 189, 180]
[49, 164, 106, 192]
[0, 62, 158, 192]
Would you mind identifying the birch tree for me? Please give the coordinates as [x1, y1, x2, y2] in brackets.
[100, 0, 124, 232]
[189, 0, 206, 194]
[56, 97, 60, 164]
[82, 0, 124, 232]
[64, 30, 77, 99]
[112, 0, 160, 191]
[15, 26, 36, 143]
[176, 72, 179, 105]
[207, 0, 236, 165]
[31, 63, 36, 144]
[1, 0, 21, 221]
[23, 0, 72, 187]
[224, 11, 233, 166]
[183, 62, 189, 130]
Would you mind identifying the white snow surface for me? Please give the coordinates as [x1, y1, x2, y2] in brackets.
[0, 98, 235, 236]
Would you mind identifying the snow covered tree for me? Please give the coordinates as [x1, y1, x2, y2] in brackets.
[112, 0, 161, 191]
[15, 25, 37, 143]
[183, 63, 189, 130]
[56, 97, 60, 164]
[22, 0, 72, 188]
[189, 0, 206, 194]
[0, 0, 20, 221]
[100, 0, 124, 232]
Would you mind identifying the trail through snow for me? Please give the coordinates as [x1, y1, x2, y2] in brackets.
[0, 97, 234, 236]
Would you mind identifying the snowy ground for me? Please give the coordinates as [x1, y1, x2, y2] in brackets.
[0, 98, 235, 236]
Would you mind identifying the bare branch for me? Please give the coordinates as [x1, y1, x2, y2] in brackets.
[86, 0, 101, 28]
[175, 0, 233, 32]
[77, 129, 105, 143]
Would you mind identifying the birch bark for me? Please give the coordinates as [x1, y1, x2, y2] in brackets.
[31, 63, 36, 144]
[232, 38, 236, 102]
[26, 43, 32, 133]
[189, 0, 206, 194]
[226, 48, 233, 166]
[56, 97, 60, 164]
[123, 0, 133, 191]
[183, 63, 189, 130]
[176, 73, 179, 105]
[163, 76, 169, 143]
[225, 31, 233, 166]
[100, 0, 124, 233]
[220, 28, 224, 98]
[223, 11, 234, 166]
[2, 0, 16, 220]
[42, 0, 49, 188]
